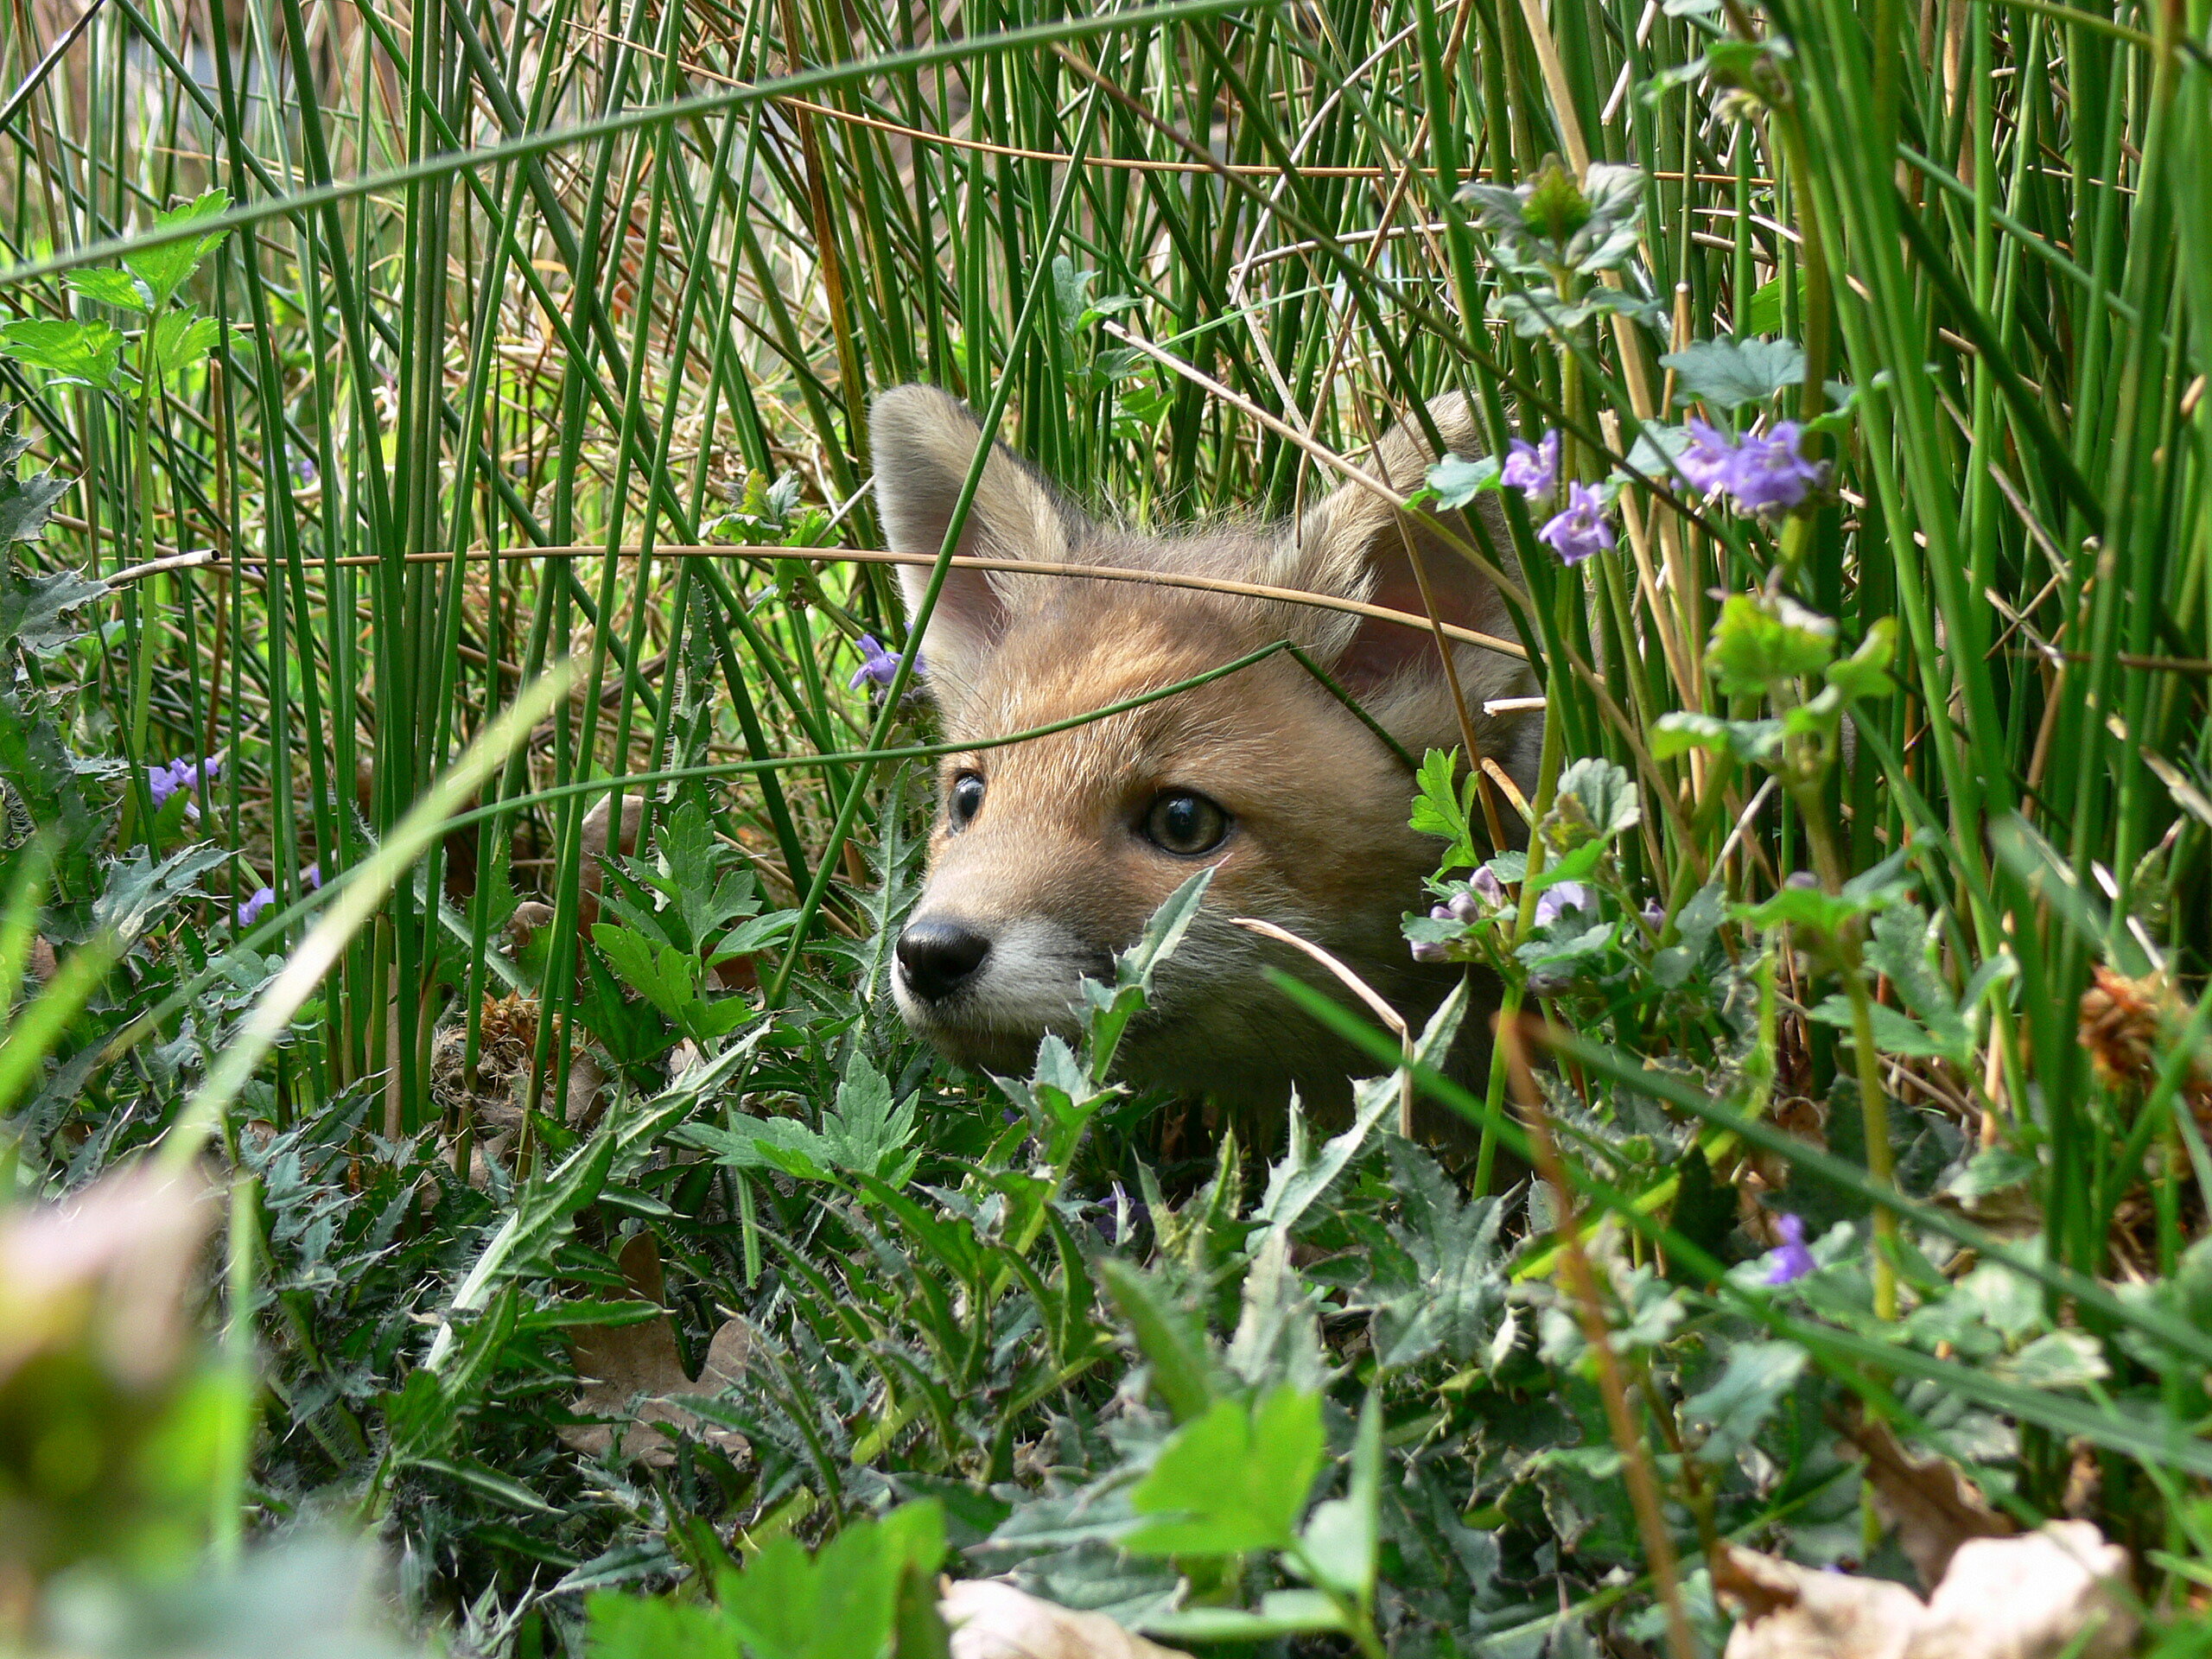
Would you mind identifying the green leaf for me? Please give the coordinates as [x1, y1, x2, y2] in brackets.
[64, 268, 151, 312]
[1098, 1259, 1214, 1424]
[1427, 453, 1500, 509]
[1681, 1340, 1808, 1465]
[586, 1595, 744, 1659]
[1808, 995, 1957, 1058]
[1650, 710, 1784, 765]
[1299, 1391, 1382, 1600]
[1370, 1139, 1510, 1370]
[1746, 269, 1807, 335]
[1125, 1387, 1325, 1557]
[149, 310, 224, 385]
[1706, 592, 1836, 696]
[1144, 1591, 1350, 1639]
[1825, 616, 1900, 702]
[123, 189, 232, 308]
[1862, 901, 1972, 1065]
[1553, 756, 1641, 842]
[819, 1053, 920, 1185]
[592, 924, 702, 1020]
[0, 317, 123, 390]
[1991, 1330, 2108, 1389]
[1408, 747, 1477, 867]
[1660, 336, 1806, 410]
[686, 1113, 836, 1181]
[0, 564, 104, 651]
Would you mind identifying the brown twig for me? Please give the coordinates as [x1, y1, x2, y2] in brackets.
[1503, 1014, 1700, 1659]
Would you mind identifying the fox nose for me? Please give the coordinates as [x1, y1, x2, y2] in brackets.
[897, 918, 993, 1001]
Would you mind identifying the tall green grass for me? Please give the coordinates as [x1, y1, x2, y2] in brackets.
[3, 0, 2210, 1639]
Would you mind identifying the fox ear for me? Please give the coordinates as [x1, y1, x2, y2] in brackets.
[1285, 394, 1530, 751]
[871, 385, 1074, 692]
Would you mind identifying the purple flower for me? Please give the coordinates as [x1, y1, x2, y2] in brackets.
[1471, 866, 1507, 906]
[1536, 483, 1616, 566]
[1641, 899, 1666, 931]
[146, 754, 220, 817]
[236, 886, 276, 928]
[849, 633, 922, 692]
[1678, 418, 1738, 493]
[1447, 889, 1484, 924]
[1721, 422, 1822, 513]
[849, 634, 898, 690]
[1533, 880, 1593, 926]
[1763, 1212, 1816, 1285]
[1783, 870, 1820, 891]
[1501, 430, 1560, 501]
[302, 864, 321, 890]
[1410, 938, 1451, 963]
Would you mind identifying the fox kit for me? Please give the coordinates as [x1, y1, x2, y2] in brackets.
[871, 386, 1541, 1116]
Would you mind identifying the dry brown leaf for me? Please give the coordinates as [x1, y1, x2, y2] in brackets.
[1716, 1546, 1922, 1659]
[1840, 1417, 2013, 1590]
[561, 1231, 748, 1465]
[0, 1162, 217, 1389]
[939, 1581, 1191, 1659]
[1914, 1523, 2135, 1659]
[1717, 1523, 2136, 1659]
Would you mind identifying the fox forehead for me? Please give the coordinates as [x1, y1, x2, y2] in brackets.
[936, 593, 1330, 799]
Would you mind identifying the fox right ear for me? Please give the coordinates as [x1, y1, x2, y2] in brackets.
[870, 386, 1073, 695]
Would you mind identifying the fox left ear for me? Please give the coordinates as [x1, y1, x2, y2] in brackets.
[871, 385, 1077, 699]
[1285, 395, 1532, 752]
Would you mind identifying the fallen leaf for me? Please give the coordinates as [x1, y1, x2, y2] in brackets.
[1840, 1416, 2013, 1590]
[1914, 1522, 2135, 1659]
[939, 1580, 1191, 1659]
[0, 1162, 217, 1389]
[1717, 1522, 2136, 1659]
[1715, 1546, 1921, 1659]
[561, 1231, 747, 1465]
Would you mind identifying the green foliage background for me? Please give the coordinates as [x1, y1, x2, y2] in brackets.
[2, 0, 2210, 1650]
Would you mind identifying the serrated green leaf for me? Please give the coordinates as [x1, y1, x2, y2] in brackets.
[1, 317, 123, 389]
[1706, 592, 1836, 696]
[0, 563, 103, 649]
[1682, 1340, 1808, 1465]
[150, 310, 223, 384]
[1661, 336, 1806, 410]
[64, 268, 151, 311]
[1408, 747, 1476, 867]
[1427, 453, 1501, 509]
[1126, 1387, 1324, 1556]
[123, 189, 232, 307]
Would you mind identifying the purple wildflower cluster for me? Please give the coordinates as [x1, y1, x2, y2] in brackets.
[1536, 484, 1616, 567]
[146, 753, 221, 817]
[1681, 419, 1823, 514]
[1533, 880, 1593, 927]
[850, 633, 925, 694]
[1502, 429, 1617, 566]
[1410, 870, 1598, 962]
[1501, 430, 1560, 501]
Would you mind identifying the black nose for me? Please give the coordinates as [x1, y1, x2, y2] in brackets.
[896, 918, 992, 1001]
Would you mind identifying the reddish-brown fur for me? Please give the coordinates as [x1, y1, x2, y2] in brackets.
[872, 387, 1540, 1114]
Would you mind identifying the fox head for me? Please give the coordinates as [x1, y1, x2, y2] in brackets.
[871, 385, 1541, 1110]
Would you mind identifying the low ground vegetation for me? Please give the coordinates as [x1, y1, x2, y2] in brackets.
[1, 0, 2209, 1654]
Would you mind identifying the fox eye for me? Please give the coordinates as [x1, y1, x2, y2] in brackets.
[948, 772, 986, 830]
[1141, 791, 1230, 857]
